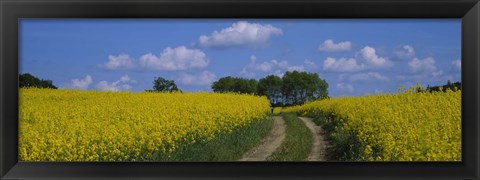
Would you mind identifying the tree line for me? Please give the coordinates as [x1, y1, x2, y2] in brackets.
[19, 73, 57, 89]
[211, 71, 329, 106]
[425, 80, 461, 92]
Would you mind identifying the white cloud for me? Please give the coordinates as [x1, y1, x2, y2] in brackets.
[432, 70, 443, 77]
[318, 39, 352, 52]
[95, 81, 120, 92]
[249, 55, 257, 61]
[323, 46, 394, 73]
[452, 59, 461, 70]
[122, 84, 132, 90]
[240, 56, 289, 78]
[395, 45, 416, 59]
[178, 71, 216, 86]
[257, 62, 273, 72]
[240, 56, 317, 78]
[374, 89, 383, 94]
[102, 54, 135, 70]
[198, 21, 283, 48]
[277, 60, 290, 69]
[286, 65, 306, 72]
[408, 57, 437, 73]
[350, 72, 390, 82]
[323, 57, 364, 72]
[101, 47, 210, 72]
[250, 55, 284, 72]
[336, 83, 354, 92]
[303, 59, 318, 69]
[358, 46, 392, 68]
[443, 74, 461, 83]
[272, 70, 286, 78]
[407, 57, 444, 78]
[70, 75, 93, 89]
[139, 46, 209, 71]
[395, 48, 452, 81]
[95, 75, 136, 92]
[120, 75, 131, 83]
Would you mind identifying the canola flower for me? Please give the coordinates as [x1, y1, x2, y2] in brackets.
[283, 86, 461, 161]
[19, 88, 271, 161]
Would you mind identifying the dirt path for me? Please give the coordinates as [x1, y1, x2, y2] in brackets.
[299, 117, 328, 161]
[239, 116, 286, 161]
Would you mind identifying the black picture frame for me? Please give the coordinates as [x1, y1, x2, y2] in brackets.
[1, 0, 479, 179]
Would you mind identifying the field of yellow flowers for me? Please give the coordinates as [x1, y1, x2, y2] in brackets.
[282, 87, 461, 161]
[19, 88, 272, 161]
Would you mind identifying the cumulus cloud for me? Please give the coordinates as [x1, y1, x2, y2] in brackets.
[198, 21, 283, 48]
[408, 57, 437, 73]
[286, 65, 306, 72]
[102, 46, 209, 72]
[102, 54, 135, 70]
[395, 45, 416, 59]
[70, 75, 93, 89]
[336, 83, 354, 92]
[255, 58, 288, 72]
[240, 56, 317, 78]
[322, 46, 392, 73]
[432, 70, 443, 77]
[318, 39, 352, 52]
[178, 71, 217, 86]
[95, 75, 136, 92]
[323, 57, 364, 72]
[139, 46, 209, 71]
[408, 57, 443, 77]
[240, 56, 289, 78]
[452, 59, 461, 70]
[350, 72, 390, 82]
[374, 89, 383, 94]
[304, 59, 318, 69]
[119, 75, 132, 83]
[358, 46, 392, 68]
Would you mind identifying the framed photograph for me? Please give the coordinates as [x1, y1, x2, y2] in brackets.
[1, 0, 479, 179]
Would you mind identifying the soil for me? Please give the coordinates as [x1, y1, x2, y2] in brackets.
[299, 117, 328, 161]
[239, 116, 286, 161]
[239, 116, 329, 161]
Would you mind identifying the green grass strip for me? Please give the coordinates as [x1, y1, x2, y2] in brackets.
[310, 113, 366, 161]
[164, 117, 274, 161]
[267, 113, 312, 161]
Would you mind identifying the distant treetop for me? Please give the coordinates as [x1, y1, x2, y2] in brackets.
[19, 73, 57, 89]
[146, 76, 182, 93]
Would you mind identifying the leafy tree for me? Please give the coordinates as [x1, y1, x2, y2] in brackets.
[212, 71, 328, 106]
[426, 81, 461, 92]
[19, 73, 57, 89]
[147, 77, 181, 92]
[282, 71, 328, 105]
[308, 73, 329, 100]
[212, 76, 258, 94]
[281, 71, 296, 105]
[212, 76, 236, 93]
[244, 79, 258, 94]
[258, 75, 283, 106]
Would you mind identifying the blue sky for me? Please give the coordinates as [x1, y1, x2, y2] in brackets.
[20, 19, 461, 97]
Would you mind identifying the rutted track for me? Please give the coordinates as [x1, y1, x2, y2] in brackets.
[239, 116, 286, 161]
[299, 117, 328, 161]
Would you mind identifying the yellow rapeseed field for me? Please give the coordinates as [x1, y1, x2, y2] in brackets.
[283, 87, 461, 161]
[19, 88, 271, 161]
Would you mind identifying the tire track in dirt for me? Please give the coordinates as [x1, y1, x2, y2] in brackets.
[299, 117, 328, 161]
[239, 116, 286, 161]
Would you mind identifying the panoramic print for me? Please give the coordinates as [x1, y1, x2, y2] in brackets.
[19, 19, 461, 161]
